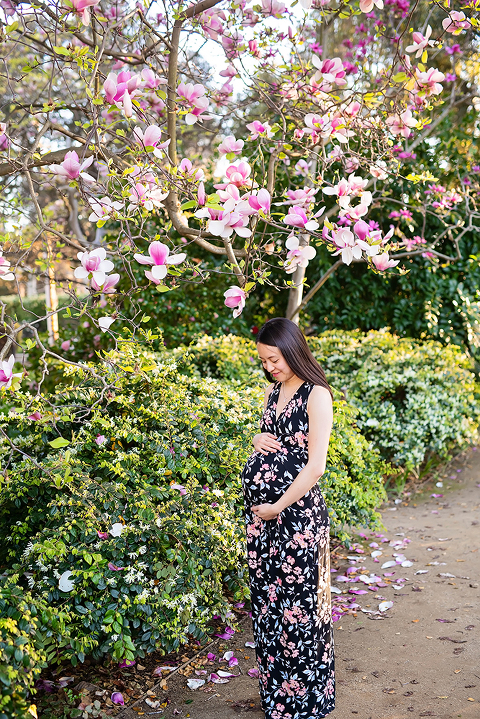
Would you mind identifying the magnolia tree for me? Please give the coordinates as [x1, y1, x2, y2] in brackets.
[0, 0, 479, 398]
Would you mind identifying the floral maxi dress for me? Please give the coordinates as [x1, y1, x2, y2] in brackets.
[241, 381, 335, 719]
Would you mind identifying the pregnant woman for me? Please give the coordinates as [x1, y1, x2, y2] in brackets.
[241, 317, 335, 719]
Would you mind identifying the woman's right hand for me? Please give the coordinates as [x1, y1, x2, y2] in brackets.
[253, 433, 282, 455]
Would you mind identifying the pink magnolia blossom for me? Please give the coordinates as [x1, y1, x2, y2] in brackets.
[50, 150, 94, 182]
[372, 253, 400, 271]
[284, 187, 318, 208]
[339, 196, 372, 220]
[0, 355, 22, 391]
[354, 220, 394, 250]
[0, 251, 14, 281]
[243, 8, 259, 26]
[359, 0, 383, 12]
[303, 113, 352, 144]
[196, 198, 252, 239]
[344, 100, 361, 117]
[134, 241, 186, 283]
[70, 0, 100, 26]
[104, 72, 127, 104]
[171, 483, 187, 495]
[88, 196, 123, 223]
[445, 44, 462, 55]
[442, 11, 470, 35]
[248, 189, 271, 214]
[1, 0, 16, 17]
[103, 71, 139, 117]
[74, 248, 114, 287]
[128, 184, 168, 211]
[0, 123, 10, 151]
[197, 181, 206, 206]
[140, 68, 166, 89]
[284, 236, 317, 274]
[199, 8, 225, 40]
[216, 183, 243, 204]
[405, 25, 434, 57]
[403, 235, 426, 251]
[111, 693, 124, 706]
[61, 340, 71, 351]
[133, 124, 163, 149]
[221, 31, 244, 59]
[294, 159, 311, 177]
[323, 174, 370, 210]
[323, 177, 356, 209]
[261, 0, 286, 17]
[246, 120, 274, 140]
[221, 161, 252, 189]
[282, 206, 321, 232]
[219, 65, 237, 79]
[370, 162, 388, 180]
[248, 39, 261, 57]
[91, 273, 120, 293]
[28, 411, 42, 421]
[224, 286, 246, 318]
[218, 135, 244, 157]
[413, 67, 445, 100]
[178, 158, 204, 181]
[95, 434, 107, 445]
[177, 82, 209, 125]
[311, 56, 346, 91]
[330, 228, 362, 265]
[386, 109, 417, 138]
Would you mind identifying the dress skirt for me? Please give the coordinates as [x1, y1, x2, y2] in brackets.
[241, 381, 335, 719]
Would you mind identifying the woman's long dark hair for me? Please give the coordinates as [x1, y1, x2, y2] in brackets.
[256, 318, 333, 399]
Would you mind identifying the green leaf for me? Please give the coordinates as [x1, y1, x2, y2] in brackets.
[53, 46, 70, 56]
[6, 21, 19, 34]
[392, 72, 407, 83]
[49, 437, 70, 449]
[180, 200, 197, 210]
[156, 285, 171, 293]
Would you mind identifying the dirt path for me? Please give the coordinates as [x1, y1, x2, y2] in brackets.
[119, 448, 480, 719]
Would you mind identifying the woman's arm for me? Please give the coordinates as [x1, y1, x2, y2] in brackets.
[252, 384, 280, 449]
[251, 385, 333, 520]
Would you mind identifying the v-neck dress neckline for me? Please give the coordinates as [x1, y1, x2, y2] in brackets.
[274, 380, 306, 422]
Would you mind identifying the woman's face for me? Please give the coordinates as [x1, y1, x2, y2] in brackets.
[256, 343, 295, 382]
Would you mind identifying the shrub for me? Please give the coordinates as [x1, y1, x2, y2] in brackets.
[0, 338, 387, 670]
[178, 331, 480, 471]
[0, 578, 69, 719]
[308, 329, 480, 471]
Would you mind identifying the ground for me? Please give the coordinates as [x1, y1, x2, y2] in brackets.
[39, 447, 480, 719]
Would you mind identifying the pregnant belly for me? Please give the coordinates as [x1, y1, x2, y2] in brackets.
[241, 448, 307, 506]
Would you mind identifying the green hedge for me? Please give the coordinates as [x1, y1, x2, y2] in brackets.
[177, 330, 480, 471]
[0, 579, 69, 719]
[0, 339, 387, 680]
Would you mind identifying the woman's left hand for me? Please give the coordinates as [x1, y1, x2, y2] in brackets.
[251, 503, 281, 521]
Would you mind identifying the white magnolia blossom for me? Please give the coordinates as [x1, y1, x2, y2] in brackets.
[109, 522, 124, 537]
[58, 570, 75, 592]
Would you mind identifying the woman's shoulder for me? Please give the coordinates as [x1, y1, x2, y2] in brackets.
[264, 382, 277, 399]
[307, 383, 333, 404]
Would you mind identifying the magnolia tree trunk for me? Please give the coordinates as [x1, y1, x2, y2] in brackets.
[286, 154, 318, 324]
[286, 234, 309, 325]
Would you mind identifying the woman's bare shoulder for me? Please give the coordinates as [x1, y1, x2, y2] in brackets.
[264, 383, 276, 398]
[308, 384, 333, 406]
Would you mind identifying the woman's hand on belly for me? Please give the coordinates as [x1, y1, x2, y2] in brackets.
[251, 502, 281, 521]
[252, 432, 282, 455]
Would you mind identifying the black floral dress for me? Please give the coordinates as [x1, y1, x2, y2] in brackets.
[241, 381, 335, 719]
